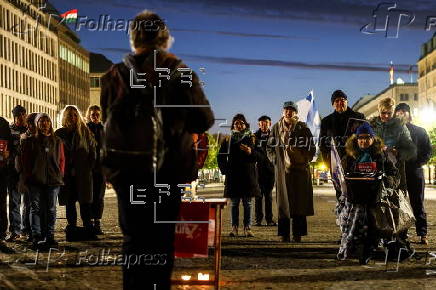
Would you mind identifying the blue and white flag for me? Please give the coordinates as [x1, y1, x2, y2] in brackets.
[296, 90, 321, 161]
[330, 139, 347, 198]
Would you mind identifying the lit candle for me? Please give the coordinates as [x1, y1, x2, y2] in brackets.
[197, 273, 210, 281]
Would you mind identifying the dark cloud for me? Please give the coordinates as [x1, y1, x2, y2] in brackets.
[98, 47, 131, 53]
[179, 54, 417, 73]
[96, 48, 417, 73]
[72, 0, 436, 31]
[171, 28, 317, 40]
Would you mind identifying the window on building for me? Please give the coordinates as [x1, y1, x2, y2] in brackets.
[90, 77, 100, 88]
[0, 6, 3, 30]
[0, 64, 3, 88]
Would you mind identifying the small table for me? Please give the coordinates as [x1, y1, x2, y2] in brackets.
[172, 198, 227, 289]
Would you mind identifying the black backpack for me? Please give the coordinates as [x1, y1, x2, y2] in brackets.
[102, 52, 180, 174]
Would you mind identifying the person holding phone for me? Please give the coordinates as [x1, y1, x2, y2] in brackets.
[218, 113, 260, 237]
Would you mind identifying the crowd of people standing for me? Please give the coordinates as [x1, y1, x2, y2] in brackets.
[218, 89, 432, 265]
[0, 8, 433, 289]
[0, 104, 107, 251]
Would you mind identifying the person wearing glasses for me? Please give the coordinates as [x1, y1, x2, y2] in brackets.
[218, 113, 260, 238]
[267, 101, 316, 243]
[369, 97, 416, 190]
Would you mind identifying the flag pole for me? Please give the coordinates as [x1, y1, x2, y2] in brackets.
[389, 61, 394, 85]
[409, 65, 413, 83]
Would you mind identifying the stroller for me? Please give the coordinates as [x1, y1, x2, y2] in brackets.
[337, 171, 384, 263]
[338, 169, 416, 264]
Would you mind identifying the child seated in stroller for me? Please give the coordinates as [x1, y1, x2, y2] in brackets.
[337, 122, 399, 264]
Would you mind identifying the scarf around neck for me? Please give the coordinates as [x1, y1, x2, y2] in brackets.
[278, 116, 299, 170]
[231, 129, 252, 143]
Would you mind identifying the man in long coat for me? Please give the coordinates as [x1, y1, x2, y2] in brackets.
[267, 101, 316, 242]
[254, 115, 276, 226]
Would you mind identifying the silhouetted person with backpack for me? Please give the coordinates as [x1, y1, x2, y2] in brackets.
[101, 10, 214, 290]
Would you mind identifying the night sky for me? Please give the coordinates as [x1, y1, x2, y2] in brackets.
[50, 0, 436, 132]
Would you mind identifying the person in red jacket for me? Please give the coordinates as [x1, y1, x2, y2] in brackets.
[22, 113, 65, 249]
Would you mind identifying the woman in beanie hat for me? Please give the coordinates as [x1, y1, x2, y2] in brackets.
[338, 122, 399, 264]
[218, 113, 260, 237]
[21, 113, 65, 249]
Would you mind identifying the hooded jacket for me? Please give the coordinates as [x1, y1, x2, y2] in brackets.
[342, 135, 399, 203]
[21, 135, 65, 187]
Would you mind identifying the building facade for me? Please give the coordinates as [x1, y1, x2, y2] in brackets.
[352, 83, 419, 118]
[0, 0, 59, 122]
[418, 33, 436, 109]
[57, 23, 90, 115]
[0, 0, 92, 125]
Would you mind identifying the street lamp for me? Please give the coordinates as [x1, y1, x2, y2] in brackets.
[319, 163, 327, 171]
[416, 102, 436, 130]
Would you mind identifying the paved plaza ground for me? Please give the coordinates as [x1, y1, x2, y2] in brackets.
[1, 184, 436, 289]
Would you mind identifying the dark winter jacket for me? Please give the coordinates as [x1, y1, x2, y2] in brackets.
[343, 135, 399, 192]
[87, 121, 104, 173]
[369, 117, 417, 190]
[254, 129, 275, 192]
[8, 124, 27, 188]
[55, 127, 96, 205]
[21, 135, 65, 187]
[218, 130, 261, 198]
[100, 50, 214, 185]
[369, 117, 416, 161]
[405, 123, 432, 169]
[0, 117, 11, 169]
[320, 107, 365, 166]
